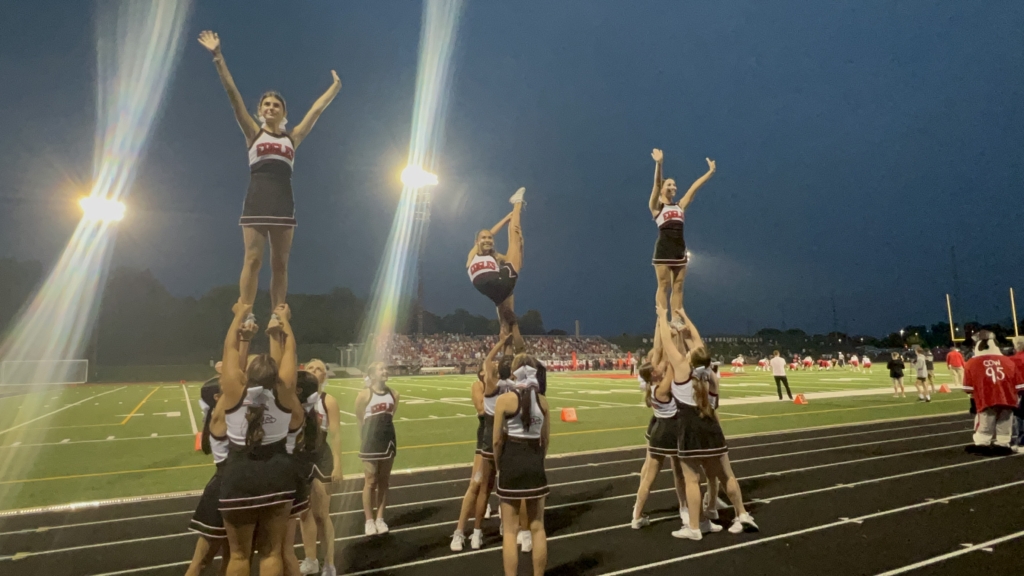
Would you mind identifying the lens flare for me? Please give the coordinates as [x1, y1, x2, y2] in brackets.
[79, 196, 127, 222]
[360, 0, 464, 364]
[0, 0, 191, 505]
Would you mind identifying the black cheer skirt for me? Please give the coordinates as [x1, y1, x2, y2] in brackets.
[189, 464, 226, 539]
[676, 403, 728, 458]
[647, 415, 681, 457]
[652, 229, 688, 267]
[477, 414, 496, 459]
[644, 414, 657, 441]
[360, 417, 397, 461]
[218, 441, 298, 512]
[496, 437, 548, 500]
[309, 444, 335, 483]
[240, 166, 295, 227]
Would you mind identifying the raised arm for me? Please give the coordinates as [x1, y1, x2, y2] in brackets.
[649, 149, 664, 218]
[482, 334, 512, 388]
[678, 158, 716, 210]
[238, 320, 257, 372]
[657, 306, 691, 380]
[220, 302, 252, 400]
[649, 314, 665, 369]
[198, 31, 259, 144]
[324, 394, 343, 481]
[290, 70, 342, 148]
[676, 308, 704, 352]
[275, 304, 297, 391]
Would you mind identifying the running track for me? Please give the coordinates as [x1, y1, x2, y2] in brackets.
[1, 413, 1021, 575]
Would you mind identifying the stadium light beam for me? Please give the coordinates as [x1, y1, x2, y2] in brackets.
[79, 196, 127, 222]
[360, 0, 464, 365]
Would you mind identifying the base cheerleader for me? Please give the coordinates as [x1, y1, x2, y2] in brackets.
[298, 359, 342, 576]
[467, 188, 528, 353]
[355, 362, 399, 536]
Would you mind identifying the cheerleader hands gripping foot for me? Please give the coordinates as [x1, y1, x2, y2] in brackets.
[355, 363, 399, 536]
[468, 188, 528, 353]
[198, 31, 341, 332]
[649, 149, 715, 329]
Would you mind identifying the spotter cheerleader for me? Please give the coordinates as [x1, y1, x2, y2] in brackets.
[467, 188, 528, 353]
[211, 303, 303, 575]
[656, 305, 759, 540]
[632, 319, 688, 529]
[355, 362, 400, 536]
[198, 31, 341, 333]
[452, 336, 513, 552]
[494, 355, 550, 576]
[283, 371, 320, 576]
[298, 359, 342, 576]
[648, 149, 715, 328]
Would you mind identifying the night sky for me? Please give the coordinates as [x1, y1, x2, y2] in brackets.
[1, 1, 1022, 337]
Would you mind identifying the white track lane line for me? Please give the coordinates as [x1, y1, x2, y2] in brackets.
[45, 439, 1001, 572]
[181, 385, 197, 435]
[600, 477, 1024, 576]
[0, 386, 127, 438]
[873, 529, 1024, 576]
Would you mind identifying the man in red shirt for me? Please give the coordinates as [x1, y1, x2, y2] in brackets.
[945, 347, 966, 387]
[963, 331, 1024, 454]
[1009, 337, 1024, 452]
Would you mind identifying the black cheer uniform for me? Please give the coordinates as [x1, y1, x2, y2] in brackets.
[652, 203, 688, 266]
[468, 253, 517, 306]
[672, 370, 728, 458]
[496, 386, 549, 500]
[189, 381, 229, 539]
[359, 387, 397, 461]
[646, 391, 681, 457]
[240, 130, 296, 227]
[478, 379, 514, 459]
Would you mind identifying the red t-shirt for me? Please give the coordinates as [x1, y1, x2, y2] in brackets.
[963, 354, 1024, 412]
[946, 350, 965, 368]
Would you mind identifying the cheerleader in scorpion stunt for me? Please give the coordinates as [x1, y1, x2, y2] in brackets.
[655, 304, 759, 540]
[648, 149, 715, 329]
[355, 362, 400, 536]
[632, 318, 688, 529]
[451, 335, 514, 552]
[297, 359, 342, 576]
[198, 30, 341, 333]
[493, 354, 550, 576]
[210, 302, 304, 575]
[467, 188, 528, 353]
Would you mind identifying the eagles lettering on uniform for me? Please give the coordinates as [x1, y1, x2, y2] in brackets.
[468, 253, 518, 306]
[241, 130, 297, 227]
[652, 203, 688, 266]
[360, 389, 398, 461]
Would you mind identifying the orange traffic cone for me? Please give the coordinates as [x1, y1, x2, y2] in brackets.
[180, 380, 187, 384]
[793, 394, 808, 405]
[194, 432, 203, 451]
[938, 384, 951, 393]
[561, 408, 578, 422]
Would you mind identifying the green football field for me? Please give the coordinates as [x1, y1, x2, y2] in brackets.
[0, 365, 967, 511]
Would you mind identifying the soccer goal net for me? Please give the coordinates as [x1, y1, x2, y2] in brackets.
[0, 360, 89, 385]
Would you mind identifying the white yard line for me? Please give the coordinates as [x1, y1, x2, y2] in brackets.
[0, 434, 193, 449]
[181, 385, 197, 435]
[0, 387, 127, 438]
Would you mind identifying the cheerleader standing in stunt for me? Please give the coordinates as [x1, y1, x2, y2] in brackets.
[467, 188, 528, 353]
[198, 31, 341, 331]
[451, 335, 513, 552]
[298, 360, 342, 576]
[211, 303, 303, 575]
[494, 355, 550, 576]
[356, 363, 400, 536]
[655, 305, 759, 540]
[648, 149, 715, 328]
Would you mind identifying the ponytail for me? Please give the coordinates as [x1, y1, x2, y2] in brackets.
[511, 353, 540, 432]
[201, 409, 213, 455]
[689, 348, 714, 420]
[245, 404, 266, 447]
[638, 362, 655, 408]
[199, 381, 220, 456]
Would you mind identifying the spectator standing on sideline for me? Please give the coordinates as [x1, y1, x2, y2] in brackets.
[769, 351, 793, 400]
[946, 347, 966, 386]
[925, 349, 936, 389]
[887, 352, 906, 398]
[913, 346, 932, 402]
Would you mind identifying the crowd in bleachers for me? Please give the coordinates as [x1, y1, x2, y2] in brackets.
[381, 333, 623, 367]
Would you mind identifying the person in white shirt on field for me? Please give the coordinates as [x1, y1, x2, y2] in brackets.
[769, 350, 793, 401]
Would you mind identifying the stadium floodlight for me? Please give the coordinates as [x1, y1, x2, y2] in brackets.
[401, 165, 439, 188]
[79, 196, 126, 222]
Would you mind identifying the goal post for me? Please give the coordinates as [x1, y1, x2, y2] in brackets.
[0, 360, 89, 385]
[945, 294, 965, 343]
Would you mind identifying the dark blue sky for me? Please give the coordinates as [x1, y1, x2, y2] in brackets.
[1, 1, 1023, 336]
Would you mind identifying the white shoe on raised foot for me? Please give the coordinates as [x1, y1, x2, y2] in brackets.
[671, 526, 703, 541]
[509, 187, 526, 205]
[375, 518, 389, 534]
[470, 529, 483, 550]
[518, 530, 533, 552]
[728, 513, 759, 534]
[450, 530, 465, 552]
[364, 520, 377, 536]
[700, 519, 723, 534]
[320, 565, 337, 576]
[299, 557, 319, 575]
[631, 515, 651, 529]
